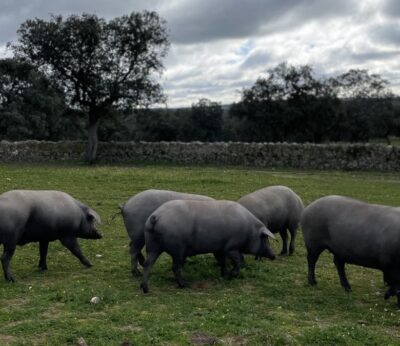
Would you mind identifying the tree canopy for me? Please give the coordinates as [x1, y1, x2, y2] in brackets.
[0, 58, 71, 140]
[229, 63, 398, 143]
[12, 11, 169, 161]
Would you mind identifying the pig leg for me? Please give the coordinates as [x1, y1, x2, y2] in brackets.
[240, 253, 246, 268]
[1, 243, 16, 282]
[383, 269, 400, 307]
[279, 230, 288, 255]
[140, 251, 161, 293]
[384, 272, 396, 299]
[288, 225, 297, 255]
[60, 237, 92, 267]
[226, 250, 242, 278]
[172, 256, 186, 288]
[307, 249, 322, 286]
[38, 241, 49, 271]
[130, 237, 145, 277]
[384, 286, 396, 300]
[333, 256, 352, 292]
[214, 252, 226, 276]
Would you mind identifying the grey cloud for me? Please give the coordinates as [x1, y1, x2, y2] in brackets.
[165, 0, 358, 44]
[351, 50, 400, 62]
[240, 50, 272, 70]
[369, 22, 400, 46]
[0, 0, 164, 46]
[382, 0, 400, 18]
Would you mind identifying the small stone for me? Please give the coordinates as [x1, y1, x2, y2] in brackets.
[90, 296, 100, 304]
[95, 254, 103, 258]
[77, 337, 88, 346]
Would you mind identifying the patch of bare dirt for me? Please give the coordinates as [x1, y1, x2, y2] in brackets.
[190, 332, 217, 345]
[117, 324, 143, 333]
[193, 279, 217, 289]
[220, 335, 247, 345]
[41, 302, 65, 319]
[0, 334, 17, 344]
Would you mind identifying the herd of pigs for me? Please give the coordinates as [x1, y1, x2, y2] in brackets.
[1, 186, 400, 307]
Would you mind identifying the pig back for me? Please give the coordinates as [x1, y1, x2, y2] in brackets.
[302, 195, 400, 268]
[122, 189, 213, 238]
[239, 185, 303, 232]
[147, 200, 261, 255]
[0, 190, 83, 244]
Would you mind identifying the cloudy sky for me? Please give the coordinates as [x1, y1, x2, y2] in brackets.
[1, 0, 399, 107]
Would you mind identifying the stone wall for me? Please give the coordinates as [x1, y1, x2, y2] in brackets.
[0, 140, 399, 171]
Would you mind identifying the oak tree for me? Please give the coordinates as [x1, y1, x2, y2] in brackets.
[12, 11, 169, 162]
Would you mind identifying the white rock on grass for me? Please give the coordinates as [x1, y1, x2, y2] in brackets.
[90, 296, 100, 304]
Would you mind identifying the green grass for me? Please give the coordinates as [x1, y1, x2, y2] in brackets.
[1, 163, 400, 345]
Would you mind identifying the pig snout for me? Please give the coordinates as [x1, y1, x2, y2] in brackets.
[262, 245, 276, 260]
[91, 229, 102, 239]
[267, 253, 276, 260]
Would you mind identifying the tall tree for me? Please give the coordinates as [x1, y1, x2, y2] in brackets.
[230, 63, 339, 142]
[331, 69, 396, 142]
[12, 11, 169, 162]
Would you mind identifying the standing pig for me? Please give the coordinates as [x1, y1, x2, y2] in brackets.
[121, 189, 213, 276]
[0, 190, 102, 282]
[301, 195, 400, 307]
[140, 200, 276, 293]
[238, 186, 304, 255]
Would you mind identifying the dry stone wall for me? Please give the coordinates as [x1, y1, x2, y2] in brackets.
[0, 140, 399, 171]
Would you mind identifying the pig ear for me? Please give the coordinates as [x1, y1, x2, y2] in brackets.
[261, 227, 275, 239]
[87, 209, 102, 224]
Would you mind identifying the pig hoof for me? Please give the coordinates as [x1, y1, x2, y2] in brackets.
[39, 265, 48, 271]
[83, 262, 92, 268]
[308, 278, 317, 286]
[384, 288, 395, 300]
[132, 269, 142, 277]
[6, 276, 15, 283]
[344, 287, 352, 293]
[140, 283, 149, 293]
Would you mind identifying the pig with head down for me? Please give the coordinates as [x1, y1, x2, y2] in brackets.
[0, 190, 102, 282]
[238, 185, 304, 255]
[140, 199, 276, 293]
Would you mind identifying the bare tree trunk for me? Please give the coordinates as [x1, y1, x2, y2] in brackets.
[85, 115, 99, 164]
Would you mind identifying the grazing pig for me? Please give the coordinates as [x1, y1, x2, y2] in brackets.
[140, 200, 276, 293]
[238, 186, 304, 255]
[0, 190, 102, 282]
[301, 195, 400, 307]
[121, 189, 214, 276]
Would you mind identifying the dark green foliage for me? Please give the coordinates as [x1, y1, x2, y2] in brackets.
[134, 108, 181, 141]
[229, 64, 399, 144]
[229, 63, 341, 142]
[133, 100, 223, 142]
[188, 98, 223, 141]
[332, 69, 397, 142]
[0, 58, 70, 140]
[12, 11, 169, 161]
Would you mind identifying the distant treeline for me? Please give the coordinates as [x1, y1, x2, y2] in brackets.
[1, 60, 399, 144]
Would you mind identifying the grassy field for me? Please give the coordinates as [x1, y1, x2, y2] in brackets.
[1, 163, 400, 345]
